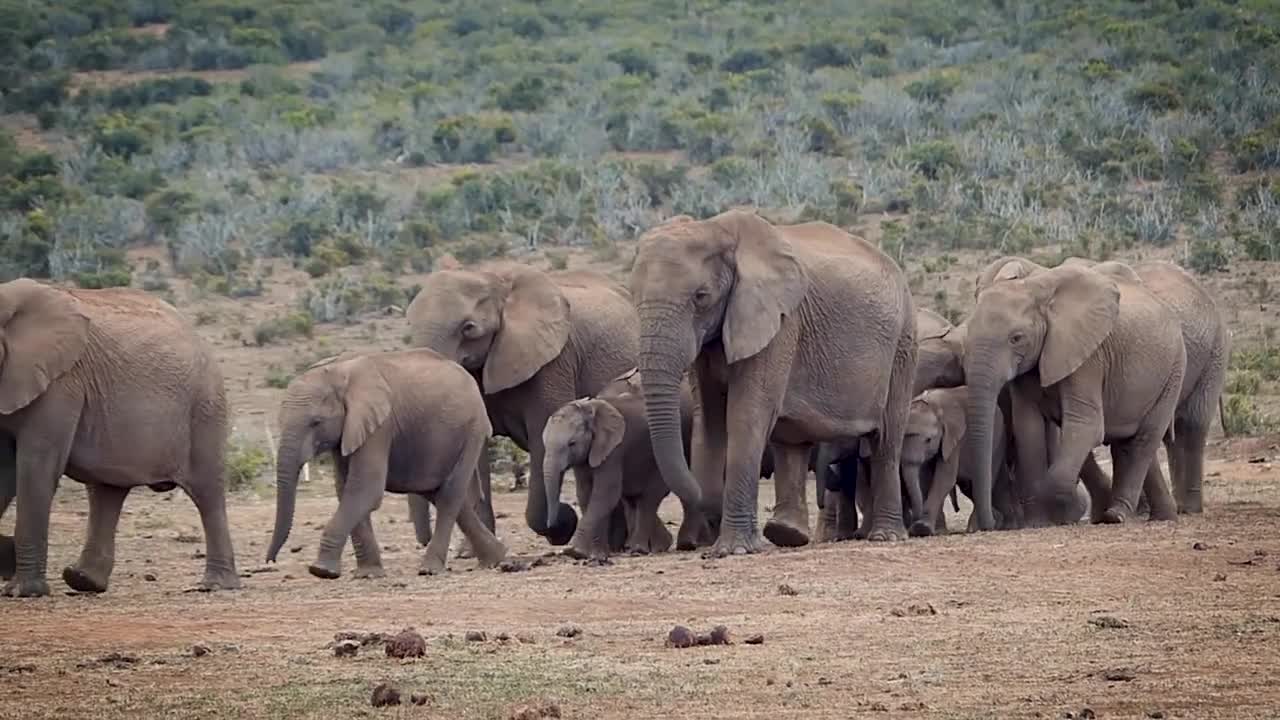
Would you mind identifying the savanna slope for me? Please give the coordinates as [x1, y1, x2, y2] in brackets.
[1, 1, 1280, 718]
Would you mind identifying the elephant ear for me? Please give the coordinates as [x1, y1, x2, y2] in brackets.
[0, 279, 90, 415]
[339, 364, 394, 457]
[1091, 260, 1143, 285]
[1033, 266, 1121, 388]
[934, 391, 967, 462]
[975, 256, 1038, 298]
[587, 399, 626, 468]
[483, 268, 571, 393]
[714, 209, 809, 365]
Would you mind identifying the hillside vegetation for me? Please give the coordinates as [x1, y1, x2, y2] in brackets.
[2, 0, 1280, 449]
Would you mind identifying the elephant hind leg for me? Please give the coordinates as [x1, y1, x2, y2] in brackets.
[1141, 457, 1177, 522]
[1172, 416, 1209, 515]
[0, 494, 12, 580]
[762, 443, 813, 548]
[186, 431, 242, 591]
[62, 483, 131, 593]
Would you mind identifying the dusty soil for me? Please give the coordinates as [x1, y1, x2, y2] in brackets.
[2, 446, 1279, 719]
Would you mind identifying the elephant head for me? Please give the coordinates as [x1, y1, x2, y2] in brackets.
[628, 210, 807, 515]
[962, 264, 1120, 530]
[405, 263, 570, 394]
[266, 356, 393, 562]
[915, 308, 966, 394]
[901, 390, 964, 522]
[0, 279, 90, 415]
[541, 398, 627, 528]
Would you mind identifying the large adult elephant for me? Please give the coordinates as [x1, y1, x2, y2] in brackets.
[1060, 258, 1229, 515]
[405, 264, 691, 548]
[963, 260, 1186, 529]
[630, 209, 916, 555]
[0, 279, 239, 597]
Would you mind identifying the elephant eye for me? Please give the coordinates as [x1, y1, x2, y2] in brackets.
[693, 288, 711, 304]
[461, 320, 479, 337]
[1009, 331, 1024, 345]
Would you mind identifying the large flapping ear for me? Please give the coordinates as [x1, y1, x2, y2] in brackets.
[916, 307, 953, 341]
[974, 256, 1040, 298]
[1032, 266, 1120, 388]
[0, 279, 90, 414]
[713, 209, 809, 365]
[586, 399, 626, 468]
[339, 363, 395, 456]
[483, 267, 571, 393]
[1090, 260, 1143, 285]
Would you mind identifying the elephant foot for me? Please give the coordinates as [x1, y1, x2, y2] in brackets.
[1, 576, 50, 598]
[762, 517, 810, 548]
[472, 542, 507, 569]
[1147, 505, 1178, 523]
[703, 528, 764, 558]
[352, 565, 387, 580]
[1176, 497, 1203, 515]
[194, 570, 243, 592]
[0, 535, 14, 579]
[418, 553, 447, 576]
[908, 520, 935, 538]
[865, 524, 905, 542]
[1098, 506, 1128, 525]
[454, 538, 476, 560]
[583, 556, 613, 567]
[626, 545, 651, 557]
[62, 566, 110, 593]
[308, 561, 342, 579]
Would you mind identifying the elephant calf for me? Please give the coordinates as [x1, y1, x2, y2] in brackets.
[542, 369, 702, 563]
[266, 349, 506, 578]
[901, 386, 1014, 536]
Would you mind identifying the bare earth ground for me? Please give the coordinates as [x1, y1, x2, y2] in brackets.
[2, 446, 1279, 720]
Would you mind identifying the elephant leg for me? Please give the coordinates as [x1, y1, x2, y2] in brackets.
[62, 483, 131, 593]
[607, 503, 628, 553]
[649, 511, 674, 554]
[1009, 388, 1051, 527]
[453, 498, 507, 569]
[0, 494, 13, 580]
[574, 468, 622, 564]
[865, 354, 912, 542]
[407, 494, 432, 546]
[456, 451, 495, 559]
[311, 449, 388, 579]
[683, 375, 726, 550]
[835, 484, 860, 540]
[336, 465, 384, 578]
[630, 490, 671, 554]
[564, 467, 594, 560]
[0, 435, 13, 579]
[1100, 432, 1162, 524]
[1172, 416, 1208, 514]
[910, 459, 954, 538]
[186, 425, 241, 591]
[421, 434, 489, 576]
[1040, 379, 1103, 526]
[1078, 453, 1113, 524]
[4, 428, 77, 598]
[851, 463, 871, 540]
[1142, 459, 1178, 522]
[763, 443, 812, 548]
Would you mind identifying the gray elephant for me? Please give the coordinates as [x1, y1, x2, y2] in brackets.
[405, 265, 654, 549]
[1060, 258, 1229, 515]
[902, 386, 1013, 536]
[963, 260, 1186, 529]
[915, 308, 966, 394]
[266, 350, 505, 578]
[0, 278, 239, 597]
[630, 209, 917, 555]
[542, 369, 701, 563]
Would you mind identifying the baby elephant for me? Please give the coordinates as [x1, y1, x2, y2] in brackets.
[901, 386, 1012, 537]
[542, 369, 701, 563]
[266, 349, 506, 578]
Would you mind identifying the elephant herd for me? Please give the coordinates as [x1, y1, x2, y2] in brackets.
[0, 207, 1229, 597]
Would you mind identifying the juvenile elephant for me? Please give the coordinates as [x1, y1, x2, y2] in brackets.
[964, 261, 1186, 528]
[915, 308, 966, 394]
[0, 279, 239, 597]
[1060, 258, 1229, 515]
[542, 369, 700, 562]
[630, 209, 916, 555]
[902, 386, 1012, 536]
[266, 350, 505, 578]
[406, 265, 656, 548]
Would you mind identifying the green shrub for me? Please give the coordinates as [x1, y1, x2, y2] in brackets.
[253, 312, 315, 346]
[74, 267, 133, 289]
[225, 438, 271, 491]
[1184, 237, 1229, 274]
[904, 73, 960, 104]
[264, 364, 294, 389]
[1126, 81, 1182, 112]
[905, 141, 962, 179]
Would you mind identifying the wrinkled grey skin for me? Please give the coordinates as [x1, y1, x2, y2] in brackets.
[965, 260, 1185, 529]
[0, 279, 238, 598]
[630, 209, 916, 556]
[542, 370, 697, 563]
[267, 350, 505, 578]
[405, 265, 645, 549]
[1060, 257, 1230, 515]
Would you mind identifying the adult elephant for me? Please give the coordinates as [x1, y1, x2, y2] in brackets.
[963, 260, 1185, 529]
[630, 209, 916, 555]
[914, 308, 966, 394]
[405, 264, 690, 548]
[0, 279, 239, 597]
[1060, 258, 1229, 515]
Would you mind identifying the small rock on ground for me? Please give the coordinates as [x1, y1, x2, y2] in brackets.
[465, 630, 487, 642]
[744, 634, 765, 645]
[384, 628, 426, 659]
[777, 583, 799, 596]
[555, 625, 582, 639]
[334, 640, 360, 658]
[191, 644, 211, 657]
[666, 626, 697, 649]
[371, 683, 401, 707]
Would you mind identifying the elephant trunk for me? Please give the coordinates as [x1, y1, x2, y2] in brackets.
[637, 307, 704, 516]
[962, 356, 1002, 531]
[266, 433, 309, 563]
[901, 461, 926, 526]
[542, 452, 569, 531]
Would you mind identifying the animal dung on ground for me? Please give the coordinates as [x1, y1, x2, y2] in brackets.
[777, 583, 799, 596]
[370, 682, 402, 707]
[334, 640, 360, 658]
[704, 625, 732, 646]
[465, 630, 488, 642]
[744, 634, 765, 645]
[410, 693, 431, 706]
[1100, 667, 1137, 682]
[190, 644, 211, 657]
[384, 628, 426, 658]
[890, 603, 938, 617]
[1087, 615, 1130, 630]
[509, 702, 562, 719]
[665, 625, 697, 649]
[555, 624, 582, 639]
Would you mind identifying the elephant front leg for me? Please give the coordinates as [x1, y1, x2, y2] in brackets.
[763, 443, 813, 547]
[575, 468, 622, 564]
[681, 377, 725, 550]
[1044, 380, 1106, 525]
[708, 370, 787, 557]
[0, 494, 13, 580]
[311, 450, 388, 579]
[407, 494, 433, 546]
[335, 467, 385, 578]
[4, 432, 77, 598]
[62, 483, 131, 593]
[455, 453, 495, 559]
[628, 490, 672, 554]
[1009, 387, 1052, 527]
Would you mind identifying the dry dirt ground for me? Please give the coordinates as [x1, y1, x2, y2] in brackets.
[2, 445, 1279, 720]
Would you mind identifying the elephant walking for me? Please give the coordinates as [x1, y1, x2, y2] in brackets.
[0, 279, 239, 597]
[630, 209, 917, 555]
